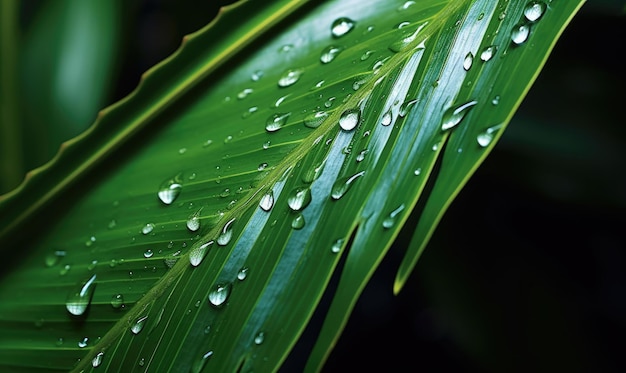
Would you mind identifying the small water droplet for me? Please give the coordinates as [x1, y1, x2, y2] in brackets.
[303, 111, 329, 129]
[383, 204, 405, 229]
[59, 263, 71, 276]
[131, 315, 148, 335]
[331, 17, 355, 38]
[414, 168, 422, 176]
[158, 173, 183, 205]
[480, 45, 497, 61]
[291, 213, 305, 230]
[432, 142, 440, 151]
[262, 140, 271, 150]
[92, 352, 104, 368]
[45, 250, 66, 267]
[217, 218, 235, 246]
[107, 219, 117, 229]
[191, 351, 214, 373]
[144, 249, 153, 258]
[477, 124, 502, 147]
[331, 171, 365, 200]
[55, 337, 64, 347]
[399, 99, 418, 117]
[138, 358, 146, 367]
[189, 241, 213, 267]
[320, 45, 343, 64]
[219, 188, 231, 198]
[110, 294, 124, 309]
[339, 108, 360, 131]
[265, 112, 291, 132]
[237, 88, 253, 100]
[254, 331, 265, 345]
[287, 187, 312, 211]
[278, 68, 304, 88]
[478, 12, 485, 20]
[65, 274, 97, 316]
[87, 260, 98, 271]
[463, 52, 474, 71]
[208, 282, 232, 307]
[360, 50, 374, 61]
[258, 163, 268, 171]
[388, 22, 427, 52]
[524, 1, 546, 22]
[398, 0, 416, 10]
[302, 161, 326, 183]
[259, 190, 274, 211]
[441, 100, 478, 131]
[242, 106, 258, 118]
[356, 149, 368, 162]
[331, 238, 344, 253]
[237, 266, 249, 281]
[187, 209, 202, 232]
[78, 337, 89, 348]
[251, 70, 264, 81]
[511, 23, 530, 45]
[141, 223, 154, 235]
[381, 109, 393, 126]
[491, 95, 500, 105]
[202, 139, 213, 148]
[178, 147, 187, 155]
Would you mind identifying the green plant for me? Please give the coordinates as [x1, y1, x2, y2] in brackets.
[0, 0, 590, 371]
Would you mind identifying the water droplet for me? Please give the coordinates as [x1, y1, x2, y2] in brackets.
[491, 95, 500, 105]
[356, 149, 368, 162]
[360, 50, 374, 61]
[477, 124, 502, 147]
[131, 315, 148, 335]
[92, 351, 104, 368]
[331, 171, 365, 200]
[432, 142, 440, 151]
[303, 111, 329, 129]
[291, 213, 305, 230]
[208, 282, 232, 307]
[87, 260, 98, 271]
[110, 294, 124, 309]
[302, 161, 326, 183]
[388, 22, 427, 52]
[144, 249, 153, 258]
[141, 223, 154, 235]
[254, 331, 265, 345]
[190, 241, 213, 267]
[414, 168, 422, 176]
[339, 108, 360, 131]
[259, 190, 274, 211]
[187, 209, 202, 232]
[78, 337, 89, 348]
[217, 218, 235, 246]
[398, 0, 416, 10]
[59, 263, 71, 276]
[45, 250, 66, 267]
[399, 99, 417, 117]
[65, 274, 97, 316]
[480, 45, 497, 61]
[524, 1, 546, 22]
[498, 11, 507, 20]
[278, 68, 304, 88]
[158, 173, 183, 205]
[511, 23, 530, 45]
[441, 100, 478, 131]
[287, 187, 312, 211]
[219, 188, 231, 198]
[258, 163, 268, 171]
[381, 109, 393, 126]
[107, 219, 117, 229]
[237, 266, 249, 281]
[138, 358, 146, 367]
[263, 140, 271, 149]
[55, 337, 64, 347]
[242, 106, 258, 118]
[237, 88, 253, 100]
[331, 238, 344, 253]
[251, 70, 264, 81]
[191, 351, 214, 373]
[382, 204, 405, 229]
[463, 52, 474, 71]
[265, 112, 290, 132]
[331, 17, 355, 38]
[478, 12, 485, 20]
[320, 45, 343, 64]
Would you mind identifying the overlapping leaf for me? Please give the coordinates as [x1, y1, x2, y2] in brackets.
[0, 0, 584, 372]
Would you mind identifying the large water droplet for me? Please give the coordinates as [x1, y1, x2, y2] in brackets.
[208, 282, 232, 307]
[441, 100, 478, 131]
[291, 213, 305, 230]
[287, 187, 312, 211]
[331, 17, 355, 38]
[110, 294, 124, 309]
[187, 209, 202, 232]
[259, 190, 274, 211]
[131, 315, 148, 335]
[303, 111, 329, 129]
[217, 218, 235, 246]
[331, 171, 365, 200]
[331, 238, 344, 253]
[190, 241, 214, 267]
[254, 331, 265, 345]
[278, 68, 304, 88]
[382, 204, 405, 229]
[158, 173, 183, 205]
[265, 112, 290, 132]
[480, 45, 497, 61]
[463, 52, 474, 71]
[339, 108, 360, 131]
[92, 352, 104, 368]
[65, 274, 97, 316]
[524, 1, 546, 22]
[511, 23, 530, 45]
[320, 45, 343, 64]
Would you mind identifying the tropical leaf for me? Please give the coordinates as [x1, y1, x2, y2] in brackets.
[0, 0, 584, 372]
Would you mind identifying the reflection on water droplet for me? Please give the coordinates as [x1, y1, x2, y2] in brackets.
[339, 108, 360, 131]
[265, 112, 290, 132]
[190, 241, 213, 267]
[331, 238, 344, 253]
[45, 250, 66, 267]
[217, 218, 235, 246]
[441, 100, 478, 131]
[278, 69, 304, 88]
[463, 52, 474, 71]
[320, 45, 343, 64]
[78, 337, 89, 348]
[259, 190, 274, 211]
[287, 187, 312, 211]
[383, 204, 405, 229]
[399, 99, 417, 117]
[477, 124, 502, 147]
[110, 294, 124, 309]
[524, 1, 546, 22]
[331, 17, 355, 38]
[511, 23, 530, 45]
[208, 282, 232, 307]
[237, 266, 249, 281]
[92, 352, 104, 368]
[331, 171, 365, 200]
[480, 45, 497, 61]
[158, 173, 183, 205]
[144, 249, 153, 258]
[65, 274, 97, 316]
[291, 213, 305, 230]
[131, 315, 148, 335]
[381, 109, 393, 126]
[254, 331, 265, 345]
[414, 168, 421, 176]
[303, 111, 329, 129]
[187, 209, 202, 232]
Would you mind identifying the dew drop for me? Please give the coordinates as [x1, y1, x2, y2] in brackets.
[524, 1, 546, 22]
[360, 50, 374, 61]
[388, 22, 427, 53]
[263, 140, 271, 149]
[399, 99, 418, 117]
[331, 171, 365, 200]
[278, 68, 304, 88]
[331, 238, 344, 253]
[258, 163, 268, 171]
[78, 337, 89, 348]
[381, 109, 393, 126]
[383, 204, 405, 229]
[331, 17, 355, 38]
[414, 168, 422, 176]
[302, 161, 325, 183]
[477, 124, 502, 147]
[191, 351, 214, 373]
[110, 294, 124, 309]
[187, 209, 202, 232]
[356, 149, 368, 163]
[511, 23, 530, 45]
[259, 190, 274, 211]
[339, 108, 360, 131]
[320, 45, 343, 64]
[138, 358, 146, 367]
[265, 112, 290, 132]
[237, 88, 253, 100]
[208, 282, 232, 307]
[65, 274, 97, 316]
[237, 266, 249, 281]
[291, 213, 305, 230]
[92, 352, 104, 368]
[217, 218, 235, 246]
[189, 241, 214, 267]
[144, 249, 153, 258]
[491, 95, 500, 105]
[131, 315, 148, 335]
[251, 70, 264, 81]
[441, 100, 478, 131]
[45, 250, 66, 267]
[463, 52, 474, 71]
[480, 45, 497, 61]
[158, 174, 183, 205]
[287, 187, 312, 211]
[254, 331, 265, 345]
[59, 263, 71, 276]
[87, 260, 98, 271]
[398, 0, 416, 10]
[141, 223, 154, 235]
[303, 111, 329, 129]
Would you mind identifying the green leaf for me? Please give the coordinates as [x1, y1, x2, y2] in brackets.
[0, 0, 584, 372]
